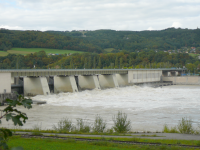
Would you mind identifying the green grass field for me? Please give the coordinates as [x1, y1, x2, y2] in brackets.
[6, 48, 84, 56]
[189, 53, 199, 57]
[0, 51, 9, 56]
[8, 136, 198, 150]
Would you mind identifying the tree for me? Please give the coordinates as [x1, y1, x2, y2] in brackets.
[112, 111, 131, 133]
[120, 58, 123, 68]
[186, 63, 195, 73]
[0, 95, 33, 149]
[84, 58, 88, 69]
[93, 115, 106, 133]
[129, 58, 132, 67]
[98, 57, 101, 68]
[88, 56, 92, 69]
[115, 56, 118, 68]
[70, 59, 73, 69]
[93, 57, 96, 69]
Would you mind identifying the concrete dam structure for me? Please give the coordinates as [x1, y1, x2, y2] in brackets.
[162, 76, 200, 85]
[0, 69, 186, 101]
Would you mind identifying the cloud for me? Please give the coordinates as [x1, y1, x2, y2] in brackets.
[0, 0, 200, 31]
[172, 22, 182, 28]
[147, 27, 154, 31]
[0, 25, 23, 30]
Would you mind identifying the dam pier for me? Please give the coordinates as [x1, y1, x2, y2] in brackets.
[0, 68, 192, 102]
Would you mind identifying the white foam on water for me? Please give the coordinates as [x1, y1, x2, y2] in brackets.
[2, 85, 200, 132]
[32, 85, 200, 111]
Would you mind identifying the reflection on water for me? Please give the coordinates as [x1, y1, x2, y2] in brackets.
[2, 85, 200, 132]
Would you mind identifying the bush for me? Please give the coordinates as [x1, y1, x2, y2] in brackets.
[107, 128, 114, 134]
[163, 117, 194, 134]
[76, 118, 91, 133]
[32, 123, 43, 135]
[93, 115, 106, 133]
[163, 124, 178, 133]
[53, 118, 74, 132]
[112, 111, 131, 133]
[177, 117, 193, 134]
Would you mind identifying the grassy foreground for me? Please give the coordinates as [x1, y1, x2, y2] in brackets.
[73, 136, 200, 146]
[6, 48, 84, 55]
[8, 136, 199, 150]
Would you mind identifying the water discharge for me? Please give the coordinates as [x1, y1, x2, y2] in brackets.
[2, 85, 200, 132]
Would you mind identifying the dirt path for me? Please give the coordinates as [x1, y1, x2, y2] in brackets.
[15, 132, 200, 140]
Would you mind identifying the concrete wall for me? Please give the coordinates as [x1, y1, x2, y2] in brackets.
[128, 70, 162, 84]
[99, 74, 119, 89]
[78, 75, 101, 90]
[11, 77, 14, 85]
[162, 76, 200, 85]
[54, 76, 78, 93]
[24, 77, 50, 96]
[0, 73, 11, 94]
[116, 74, 130, 87]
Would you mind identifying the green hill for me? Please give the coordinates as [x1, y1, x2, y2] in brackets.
[1, 28, 200, 54]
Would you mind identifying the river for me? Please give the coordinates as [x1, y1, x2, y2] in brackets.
[1, 85, 200, 132]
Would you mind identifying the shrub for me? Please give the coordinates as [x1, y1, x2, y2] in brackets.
[112, 111, 131, 133]
[93, 115, 106, 133]
[53, 118, 74, 132]
[107, 128, 114, 134]
[177, 117, 193, 134]
[163, 124, 178, 133]
[32, 123, 43, 136]
[163, 124, 169, 133]
[76, 118, 91, 133]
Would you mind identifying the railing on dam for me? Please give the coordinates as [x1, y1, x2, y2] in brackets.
[0, 68, 186, 76]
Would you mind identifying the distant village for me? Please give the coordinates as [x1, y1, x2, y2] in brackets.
[164, 47, 200, 59]
[47, 53, 72, 56]
[164, 47, 197, 54]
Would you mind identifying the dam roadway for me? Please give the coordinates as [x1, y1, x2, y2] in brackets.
[0, 68, 186, 101]
[0, 68, 185, 76]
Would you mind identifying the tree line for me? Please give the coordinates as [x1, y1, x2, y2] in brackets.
[0, 50, 199, 73]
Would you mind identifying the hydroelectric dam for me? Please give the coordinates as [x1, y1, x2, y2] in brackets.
[0, 68, 187, 102]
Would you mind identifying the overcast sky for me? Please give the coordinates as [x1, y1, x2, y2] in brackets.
[0, 0, 200, 31]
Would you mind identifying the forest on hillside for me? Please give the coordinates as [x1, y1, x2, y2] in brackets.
[47, 28, 200, 52]
[0, 28, 200, 53]
[0, 50, 199, 73]
[0, 29, 102, 53]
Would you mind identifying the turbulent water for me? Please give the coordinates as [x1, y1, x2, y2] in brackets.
[2, 85, 200, 132]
